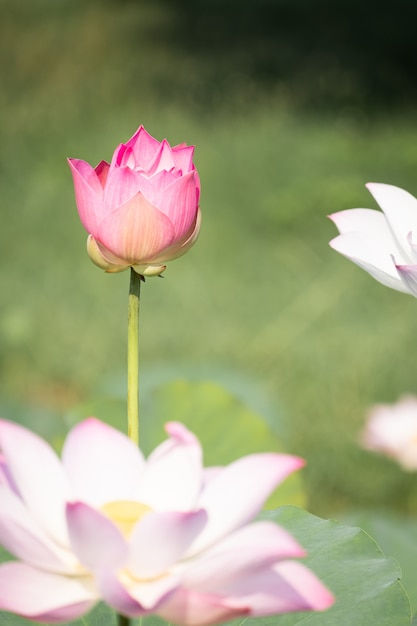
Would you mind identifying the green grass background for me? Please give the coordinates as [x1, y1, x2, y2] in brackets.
[2, 0, 417, 521]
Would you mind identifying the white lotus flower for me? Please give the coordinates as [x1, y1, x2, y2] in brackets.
[0, 418, 333, 624]
[329, 183, 417, 296]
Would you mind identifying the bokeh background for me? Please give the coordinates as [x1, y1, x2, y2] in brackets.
[2, 0, 417, 527]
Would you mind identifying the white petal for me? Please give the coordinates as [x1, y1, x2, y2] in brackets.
[367, 183, 417, 259]
[0, 420, 70, 545]
[62, 418, 145, 506]
[329, 208, 406, 260]
[329, 232, 410, 293]
[137, 422, 203, 511]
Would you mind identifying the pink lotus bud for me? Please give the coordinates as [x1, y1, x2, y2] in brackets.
[361, 395, 417, 470]
[68, 126, 201, 277]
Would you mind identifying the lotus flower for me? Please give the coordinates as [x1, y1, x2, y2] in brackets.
[68, 126, 201, 277]
[0, 418, 333, 624]
[361, 395, 417, 470]
[329, 183, 417, 296]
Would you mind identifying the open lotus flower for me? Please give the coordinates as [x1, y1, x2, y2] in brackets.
[329, 183, 417, 296]
[68, 126, 201, 277]
[361, 395, 417, 470]
[0, 418, 333, 624]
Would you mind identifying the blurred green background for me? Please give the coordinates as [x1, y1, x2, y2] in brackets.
[2, 0, 417, 524]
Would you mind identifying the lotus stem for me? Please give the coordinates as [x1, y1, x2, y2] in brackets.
[127, 268, 141, 445]
[117, 614, 130, 626]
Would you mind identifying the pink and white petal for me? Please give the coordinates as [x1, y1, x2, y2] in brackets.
[0, 487, 77, 572]
[67, 159, 106, 234]
[367, 183, 417, 258]
[62, 418, 145, 506]
[225, 560, 334, 615]
[128, 574, 182, 611]
[189, 454, 304, 554]
[395, 263, 417, 297]
[67, 502, 128, 571]
[157, 587, 247, 626]
[184, 521, 305, 577]
[157, 171, 199, 239]
[98, 570, 150, 616]
[129, 510, 207, 579]
[99, 569, 179, 616]
[0, 420, 70, 545]
[329, 232, 410, 293]
[0, 453, 18, 493]
[137, 422, 203, 511]
[97, 193, 175, 263]
[0, 561, 97, 623]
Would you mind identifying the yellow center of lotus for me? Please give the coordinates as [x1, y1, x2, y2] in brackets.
[101, 500, 152, 537]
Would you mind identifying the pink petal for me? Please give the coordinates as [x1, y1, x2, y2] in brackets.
[62, 418, 145, 506]
[0, 561, 97, 623]
[190, 454, 304, 554]
[150, 207, 201, 263]
[137, 422, 203, 511]
[97, 192, 175, 263]
[224, 560, 334, 614]
[172, 145, 195, 174]
[147, 139, 176, 175]
[103, 166, 147, 210]
[0, 420, 70, 545]
[366, 182, 417, 259]
[157, 171, 199, 239]
[131, 168, 181, 206]
[129, 510, 207, 579]
[157, 587, 246, 626]
[67, 158, 106, 235]
[329, 232, 409, 292]
[66, 502, 128, 571]
[95, 160, 110, 187]
[0, 486, 77, 572]
[125, 126, 161, 169]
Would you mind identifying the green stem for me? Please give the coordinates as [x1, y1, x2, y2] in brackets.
[127, 268, 141, 445]
[117, 613, 130, 626]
